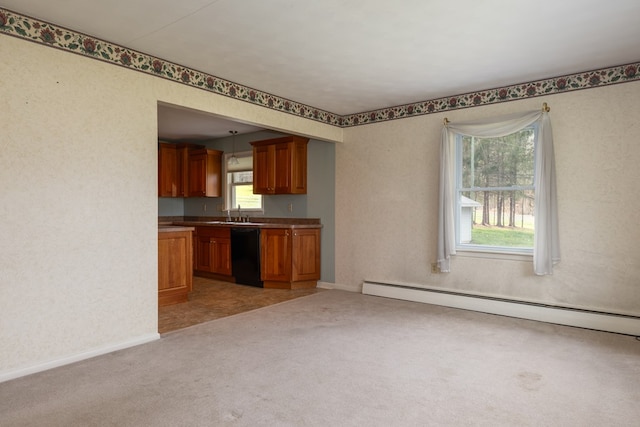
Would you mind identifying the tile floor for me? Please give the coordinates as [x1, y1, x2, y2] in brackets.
[158, 276, 324, 334]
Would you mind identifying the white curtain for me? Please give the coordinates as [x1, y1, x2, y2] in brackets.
[437, 110, 560, 275]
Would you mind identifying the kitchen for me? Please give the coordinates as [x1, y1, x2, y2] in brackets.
[157, 104, 336, 331]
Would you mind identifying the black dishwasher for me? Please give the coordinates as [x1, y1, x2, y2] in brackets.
[230, 227, 263, 287]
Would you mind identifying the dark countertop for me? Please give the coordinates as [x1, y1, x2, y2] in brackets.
[168, 220, 322, 229]
[158, 225, 196, 233]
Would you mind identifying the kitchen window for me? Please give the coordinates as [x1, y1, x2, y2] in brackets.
[224, 151, 263, 212]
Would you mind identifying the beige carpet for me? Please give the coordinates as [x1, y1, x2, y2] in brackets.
[1, 290, 639, 426]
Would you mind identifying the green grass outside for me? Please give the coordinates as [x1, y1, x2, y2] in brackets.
[471, 225, 534, 247]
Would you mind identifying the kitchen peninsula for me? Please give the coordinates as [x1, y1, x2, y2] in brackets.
[158, 225, 195, 306]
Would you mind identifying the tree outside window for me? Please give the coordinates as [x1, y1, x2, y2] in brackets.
[224, 151, 263, 212]
[456, 127, 536, 251]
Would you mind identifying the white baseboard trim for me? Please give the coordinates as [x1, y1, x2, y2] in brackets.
[317, 281, 361, 293]
[362, 281, 640, 336]
[0, 332, 160, 383]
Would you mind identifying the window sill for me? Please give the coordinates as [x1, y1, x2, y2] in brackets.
[455, 247, 532, 262]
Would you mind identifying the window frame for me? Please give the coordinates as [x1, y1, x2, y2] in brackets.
[454, 125, 538, 256]
[223, 150, 263, 213]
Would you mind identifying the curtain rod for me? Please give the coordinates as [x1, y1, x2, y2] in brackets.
[443, 102, 550, 127]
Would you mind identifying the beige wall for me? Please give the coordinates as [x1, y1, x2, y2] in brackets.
[0, 36, 339, 379]
[336, 82, 640, 315]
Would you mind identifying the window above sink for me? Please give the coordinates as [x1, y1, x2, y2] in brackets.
[223, 150, 263, 214]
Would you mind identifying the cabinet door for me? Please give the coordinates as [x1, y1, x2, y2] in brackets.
[188, 149, 222, 197]
[253, 144, 274, 194]
[188, 151, 208, 197]
[191, 229, 197, 270]
[158, 232, 189, 290]
[195, 234, 213, 272]
[251, 137, 308, 195]
[273, 142, 292, 193]
[260, 229, 292, 281]
[158, 230, 193, 306]
[290, 140, 307, 194]
[178, 145, 191, 197]
[158, 143, 179, 197]
[204, 150, 222, 197]
[211, 238, 232, 275]
[195, 227, 231, 275]
[273, 140, 307, 194]
[291, 229, 321, 282]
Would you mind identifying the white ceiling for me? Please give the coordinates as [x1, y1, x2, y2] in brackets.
[156, 103, 265, 141]
[5, 0, 640, 139]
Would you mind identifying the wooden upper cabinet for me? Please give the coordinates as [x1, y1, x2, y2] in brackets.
[158, 143, 179, 197]
[187, 148, 223, 197]
[251, 135, 308, 195]
[176, 143, 193, 197]
[158, 142, 205, 197]
[253, 144, 273, 194]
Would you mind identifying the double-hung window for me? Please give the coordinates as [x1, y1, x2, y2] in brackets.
[456, 127, 536, 254]
[224, 151, 263, 212]
[437, 108, 560, 275]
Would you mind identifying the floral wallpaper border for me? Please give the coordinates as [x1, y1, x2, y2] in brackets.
[2, 7, 639, 128]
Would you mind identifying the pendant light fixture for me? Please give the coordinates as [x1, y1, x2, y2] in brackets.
[228, 130, 239, 165]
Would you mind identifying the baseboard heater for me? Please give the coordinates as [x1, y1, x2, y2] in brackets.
[362, 281, 640, 336]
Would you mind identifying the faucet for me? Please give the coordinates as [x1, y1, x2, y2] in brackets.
[236, 204, 241, 222]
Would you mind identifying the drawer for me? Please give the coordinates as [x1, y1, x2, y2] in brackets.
[195, 226, 230, 239]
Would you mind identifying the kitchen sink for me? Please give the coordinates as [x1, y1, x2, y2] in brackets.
[200, 220, 261, 226]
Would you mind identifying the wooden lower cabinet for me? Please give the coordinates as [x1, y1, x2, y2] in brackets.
[189, 224, 320, 288]
[158, 228, 193, 306]
[194, 226, 232, 276]
[261, 227, 320, 289]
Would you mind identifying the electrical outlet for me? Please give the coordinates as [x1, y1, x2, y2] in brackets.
[431, 263, 440, 274]
[288, 203, 293, 212]
[202, 203, 207, 212]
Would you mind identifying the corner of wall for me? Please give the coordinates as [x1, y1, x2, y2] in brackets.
[317, 281, 362, 293]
